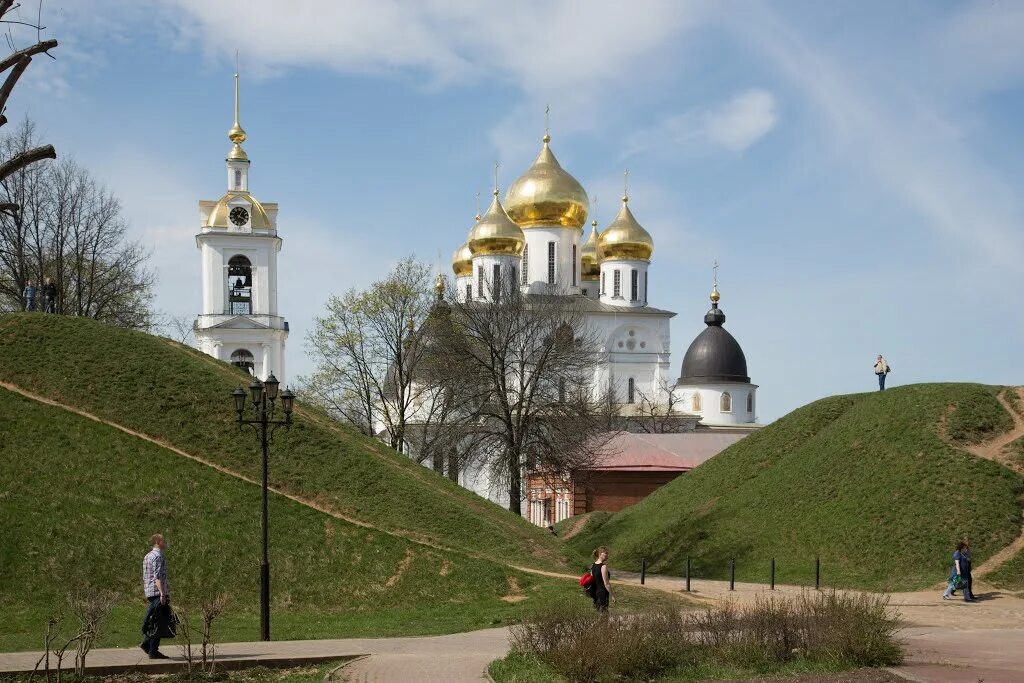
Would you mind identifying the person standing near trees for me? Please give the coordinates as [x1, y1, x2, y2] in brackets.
[42, 277, 57, 313]
[874, 354, 890, 391]
[141, 533, 171, 659]
[590, 546, 612, 613]
[22, 280, 36, 311]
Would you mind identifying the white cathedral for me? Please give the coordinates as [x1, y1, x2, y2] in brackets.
[194, 72, 288, 382]
[450, 130, 759, 431]
[189, 72, 759, 519]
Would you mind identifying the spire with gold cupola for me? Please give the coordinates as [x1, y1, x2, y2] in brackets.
[195, 60, 288, 385]
[599, 171, 654, 308]
[505, 108, 588, 293]
[467, 163, 524, 302]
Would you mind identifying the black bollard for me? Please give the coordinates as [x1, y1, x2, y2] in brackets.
[685, 557, 691, 592]
[729, 558, 735, 591]
[815, 557, 820, 590]
[770, 557, 775, 590]
[641, 558, 647, 585]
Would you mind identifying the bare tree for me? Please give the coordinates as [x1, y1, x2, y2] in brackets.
[436, 273, 612, 515]
[67, 588, 116, 677]
[159, 311, 196, 346]
[302, 256, 437, 450]
[0, 0, 57, 211]
[625, 378, 698, 433]
[0, 120, 156, 325]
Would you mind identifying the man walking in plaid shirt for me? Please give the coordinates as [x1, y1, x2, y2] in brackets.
[141, 534, 170, 659]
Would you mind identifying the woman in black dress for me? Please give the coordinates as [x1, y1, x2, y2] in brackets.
[591, 546, 612, 612]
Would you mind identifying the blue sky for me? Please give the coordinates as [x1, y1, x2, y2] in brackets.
[14, 0, 1024, 422]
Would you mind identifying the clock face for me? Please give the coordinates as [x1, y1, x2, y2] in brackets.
[229, 206, 250, 227]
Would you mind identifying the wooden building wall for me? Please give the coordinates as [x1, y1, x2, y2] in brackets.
[572, 470, 685, 515]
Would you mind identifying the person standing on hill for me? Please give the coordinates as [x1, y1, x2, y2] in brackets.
[42, 277, 57, 313]
[23, 280, 36, 311]
[591, 546, 612, 613]
[874, 355, 890, 391]
[141, 534, 171, 659]
[942, 540, 975, 602]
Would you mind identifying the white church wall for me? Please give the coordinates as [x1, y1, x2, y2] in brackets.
[522, 226, 580, 294]
[672, 383, 758, 426]
[599, 259, 649, 308]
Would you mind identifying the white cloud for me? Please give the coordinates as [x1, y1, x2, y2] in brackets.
[702, 89, 777, 151]
[622, 88, 778, 158]
[715, 5, 1024, 273]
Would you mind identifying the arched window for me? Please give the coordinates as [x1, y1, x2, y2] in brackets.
[465, 283, 472, 301]
[601, 271, 606, 295]
[227, 255, 252, 315]
[493, 264, 501, 301]
[613, 270, 622, 297]
[627, 377, 635, 404]
[572, 244, 577, 286]
[230, 349, 254, 375]
[234, 169, 242, 190]
[721, 392, 732, 413]
[692, 392, 702, 412]
[521, 245, 529, 285]
[747, 392, 754, 413]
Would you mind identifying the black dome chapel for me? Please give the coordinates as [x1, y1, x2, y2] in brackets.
[678, 301, 749, 384]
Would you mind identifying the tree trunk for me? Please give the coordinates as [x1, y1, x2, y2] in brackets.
[507, 448, 522, 516]
[446, 449, 458, 482]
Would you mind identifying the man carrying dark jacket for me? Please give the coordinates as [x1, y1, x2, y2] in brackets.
[141, 534, 171, 659]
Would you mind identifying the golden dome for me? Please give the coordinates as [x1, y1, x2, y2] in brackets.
[228, 122, 246, 145]
[581, 220, 601, 280]
[598, 197, 654, 261]
[452, 241, 473, 277]
[227, 143, 248, 161]
[204, 191, 272, 229]
[468, 191, 525, 257]
[504, 136, 589, 229]
[710, 284, 720, 303]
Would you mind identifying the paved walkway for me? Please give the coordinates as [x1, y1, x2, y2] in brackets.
[0, 629, 510, 682]
[3, 578, 1021, 682]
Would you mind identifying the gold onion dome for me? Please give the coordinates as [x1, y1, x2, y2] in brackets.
[710, 284, 721, 303]
[581, 220, 601, 279]
[468, 191, 525, 256]
[598, 196, 654, 261]
[504, 134, 589, 229]
[452, 241, 473, 277]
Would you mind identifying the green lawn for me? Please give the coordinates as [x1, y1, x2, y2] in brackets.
[567, 384, 1024, 591]
[0, 386, 686, 652]
[0, 314, 568, 572]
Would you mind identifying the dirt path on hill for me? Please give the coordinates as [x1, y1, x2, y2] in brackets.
[0, 379, 648, 593]
[939, 387, 1024, 578]
[962, 387, 1024, 472]
[156, 339, 568, 569]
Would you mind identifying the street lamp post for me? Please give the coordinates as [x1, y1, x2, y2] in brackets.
[232, 373, 294, 642]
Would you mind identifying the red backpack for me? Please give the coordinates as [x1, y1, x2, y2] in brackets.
[579, 570, 595, 597]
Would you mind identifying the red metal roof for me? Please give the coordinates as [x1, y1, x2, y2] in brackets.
[589, 431, 748, 472]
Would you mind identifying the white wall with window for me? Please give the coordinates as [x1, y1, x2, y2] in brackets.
[520, 226, 580, 294]
[599, 258, 648, 308]
[672, 384, 758, 426]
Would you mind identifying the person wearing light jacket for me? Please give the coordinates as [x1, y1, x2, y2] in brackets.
[874, 355, 890, 391]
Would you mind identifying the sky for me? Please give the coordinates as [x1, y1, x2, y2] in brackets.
[11, 0, 1024, 423]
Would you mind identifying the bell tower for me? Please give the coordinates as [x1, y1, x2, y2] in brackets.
[194, 67, 289, 382]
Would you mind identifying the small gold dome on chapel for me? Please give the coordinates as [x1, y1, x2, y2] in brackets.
[452, 241, 473, 277]
[598, 196, 654, 262]
[468, 191, 525, 257]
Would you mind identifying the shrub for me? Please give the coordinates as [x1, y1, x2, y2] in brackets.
[507, 591, 901, 682]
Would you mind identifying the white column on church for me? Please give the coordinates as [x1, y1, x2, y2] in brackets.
[261, 343, 272, 380]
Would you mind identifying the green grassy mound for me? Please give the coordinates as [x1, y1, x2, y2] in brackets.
[0, 314, 567, 571]
[568, 384, 1024, 591]
[0, 387, 572, 650]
